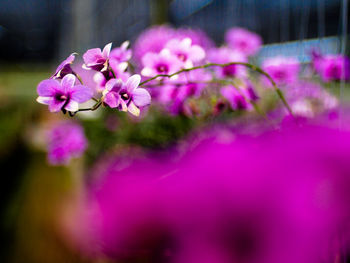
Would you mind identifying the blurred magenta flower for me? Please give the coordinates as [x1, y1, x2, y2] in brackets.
[175, 27, 214, 50]
[165, 38, 206, 68]
[225, 27, 262, 57]
[36, 74, 93, 112]
[285, 81, 338, 118]
[63, 121, 350, 263]
[313, 54, 350, 82]
[47, 121, 87, 165]
[262, 56, 300, 86]
[83, 43, 112, 72]
[102, 74, 151, 116]
[220, 82, 258, 111]
[141, 49, 183, 78]
[133, 26, 213, 65]
[133, 25, 176, 63]
[51, 53, 76, 79]
[158, 69, 211, 114]
[208, 47, 247, 78]
[109, 41, 132, 63]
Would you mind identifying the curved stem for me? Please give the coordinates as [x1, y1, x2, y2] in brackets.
[139, 62, 293, 116]
[109, 63, 117, 79]
[69, 101, 102, 117]
[74, 72, 99, 102]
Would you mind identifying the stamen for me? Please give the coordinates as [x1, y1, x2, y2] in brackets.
[121, 93, 129, 100]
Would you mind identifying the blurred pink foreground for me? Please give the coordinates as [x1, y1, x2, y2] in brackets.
[62, 117, 350, 263]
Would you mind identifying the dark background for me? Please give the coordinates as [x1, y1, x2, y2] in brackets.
[0, 0, 348, 62]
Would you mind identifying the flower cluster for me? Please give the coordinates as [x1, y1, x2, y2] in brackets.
[134, 26, 264, 114]
[37, 74, 92, 113]
[312, 51, 350, 82]
[35, 25, 349, 166]
[32, 24, 350, 263]
[46, 121, 87, 165]
[37, 25, 348, 119]
[37, 41, 151, 117]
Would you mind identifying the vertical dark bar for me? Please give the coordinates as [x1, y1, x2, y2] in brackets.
[150, 0, 169, 24]
[339, 0, 349, 130]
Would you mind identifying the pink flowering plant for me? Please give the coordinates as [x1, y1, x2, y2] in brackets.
[26, 24, 350, 263]
[35, 25, 349, 165]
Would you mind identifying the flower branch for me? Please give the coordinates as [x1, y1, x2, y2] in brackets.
[139, 62, 294, 116]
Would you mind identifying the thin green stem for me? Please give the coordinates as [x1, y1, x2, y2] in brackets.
[69, 101, 102, 116]
[74, 72, 98, 102]
[139, 62, 293, 116]
[75, 73, 84, 85]
[109, 63, 117, 79]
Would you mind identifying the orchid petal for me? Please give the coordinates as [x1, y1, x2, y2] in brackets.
[119, 100, 128, 112]
[104, 92, 120, 108]
[132, 88, 151, 107]
[52, 53, 76, 78]
[160, 48, 171, 57]
[37, 79, 61, 96]
[141, 67, 154, 77]
[61, 74, 76, 92]
[118, 62, 129, 71]
[184, 60, 194, 69]
[181, 38, 192, 48]
[82, 64, 91, 70]
[121, 41, 130, 50]
[93, 72, 105, 87]
[83, 48, 103, 66]
[71, 85, 93, 103]
[127, 101, 140, 117]
[64, 100, 79, 112]
[126, 74, 141, 93]
[105, 79, 123, 93]
[102, 43, 112, 58]
[109, 60, 128, 74]
[36, 96, 52, 105]
[189, 45, 206, 62]
[142, 52, 158, 67]
[48, 100, 65, 112]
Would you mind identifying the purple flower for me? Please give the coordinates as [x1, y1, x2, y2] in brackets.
[220, 83, 257, 111]
[208, 47, 248, 78]
[36, 74, 93, 112]
[310, 49, 324, 73]
[158, 69, 212, 114]
[47, 121, 87, 165]
[133, 26, 214, 66]
[102, 74, 151, 116]
[83, 43, 112, 72]
[51, 53, 76, 79]
[313, 54, 350, 82]
[285, 81, 338, 118]
[93, 61, 130, 93]
[109, 41, 132, 63]
[177, 69, 212, 97]
[133, 25, 177, 64]
[175, 28, 215, 51]
[225, 27, 262, 57]
[165, 38, 205, 68]
[141, 49, 183, 78]
[262, 56, 300, 86]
